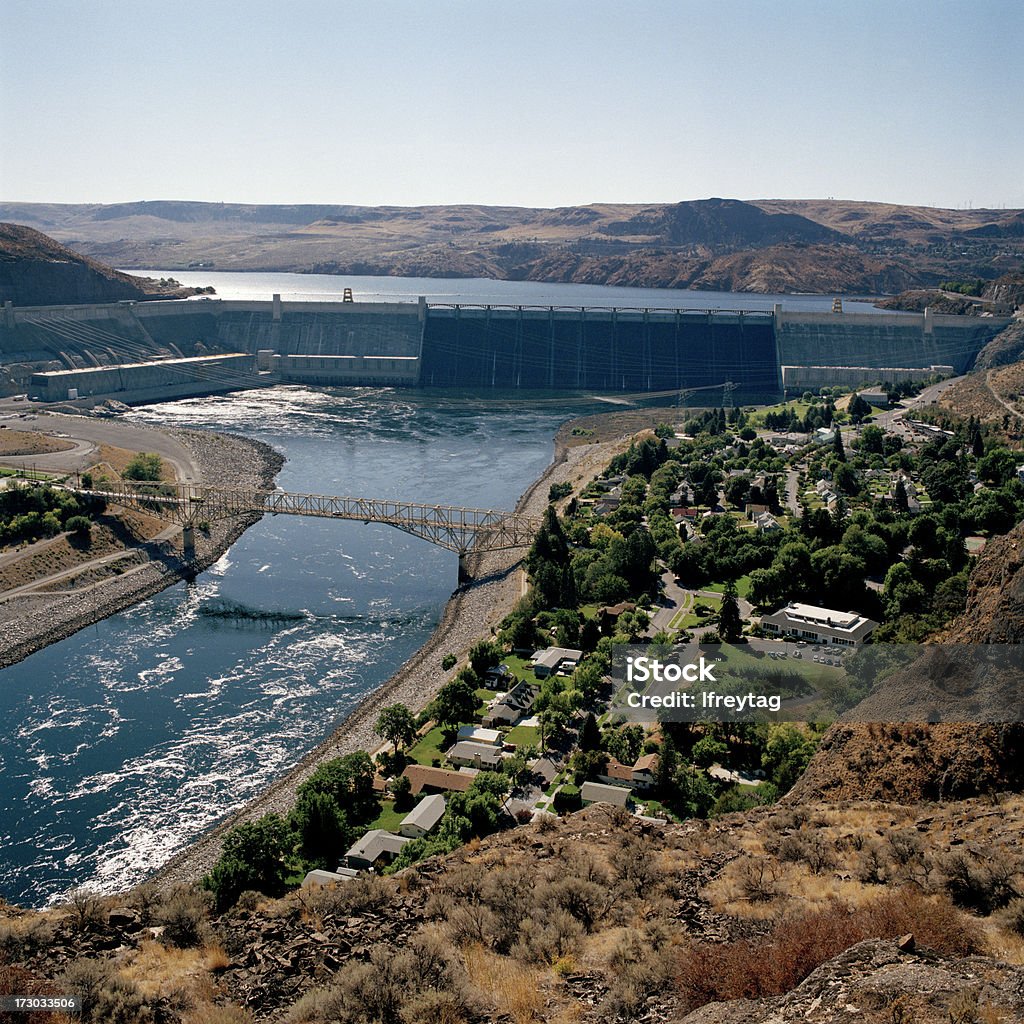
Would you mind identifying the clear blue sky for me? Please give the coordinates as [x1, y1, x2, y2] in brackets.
[2, 0, 1021, 209]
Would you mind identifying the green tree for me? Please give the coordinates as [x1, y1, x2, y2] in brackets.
[691, 736, 727, 768]
[429, 673, 479, 733]
[289, 790, 350, 869]
[761, 724, 818, 794]
[374, 703, 417, 754]
[719, 581, 744, 643]
[831, 428, 846, 462]
[123, 452, 164, 481]
[579, 712, 601, 752]
[297, 751, 378, 824]
[203, 814, 291, 910]
[65, 515, 92, 537]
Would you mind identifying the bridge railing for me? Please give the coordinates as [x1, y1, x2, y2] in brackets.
[68, 481, 544, 555]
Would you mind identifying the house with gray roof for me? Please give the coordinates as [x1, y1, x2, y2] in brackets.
[399, 794, 446, 839]
[344, 829, 411, 870]
[446, 740, 505, 770]
[580, 781, 632, 808]
[482, 679, 539, 727]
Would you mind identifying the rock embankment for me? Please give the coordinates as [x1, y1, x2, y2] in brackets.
[0, 428, 282, 670]
[152, 432, 629, 889]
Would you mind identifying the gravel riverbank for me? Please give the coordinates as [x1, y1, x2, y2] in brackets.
[151, 427, 630, 889]
[0, 428, 283, 670]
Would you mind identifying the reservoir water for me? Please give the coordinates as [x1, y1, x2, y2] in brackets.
[127, 269, 892, 314]
[0, 273, 892, 908]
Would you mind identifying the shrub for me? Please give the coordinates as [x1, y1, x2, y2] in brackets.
[123, 453, 163, 481]
[676, 890, 982, 1008]
[997, 897, 1024, 936]
[66, 515, 92, 537]
[441, 654, 457, 671]
[940, 850, 1019, 914]
[553, 784, 581, 814]
[62, 959, 147, 1023]
[158, 887, 211, 948]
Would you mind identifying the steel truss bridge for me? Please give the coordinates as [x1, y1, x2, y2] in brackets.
[72, 480, 543, 577]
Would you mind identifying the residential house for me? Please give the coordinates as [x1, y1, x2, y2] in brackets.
[483, 663, 514, 690]
[402, 764, 477, 796]
[456, 725, 502, 746]
[597, 602, 634, 632]
[344, 830, 411, 870]
[597, 759, 636, 789]
[530, 648, 583, 678]
[399, 794, 446, 839]
[446, 740, 505, 770]
[529, 756, 560, 787]
[580, 781, 632, 808]
[631, 754, 659, 790]
[755, 511, 781, 533]
[483, 679, 539, 727]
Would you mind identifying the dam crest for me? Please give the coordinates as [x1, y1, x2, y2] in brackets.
[0, 295, 1009, 405]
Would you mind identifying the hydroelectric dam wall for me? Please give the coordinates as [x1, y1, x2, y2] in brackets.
[0, 295, 1011, 405]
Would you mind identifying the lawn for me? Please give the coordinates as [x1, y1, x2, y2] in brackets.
[407, 726, 449, 767]
[366, 801, 407, 833]
[706, 576, 753, 599]
[504, 723, 540, 749]
[502, 653, 538, 683]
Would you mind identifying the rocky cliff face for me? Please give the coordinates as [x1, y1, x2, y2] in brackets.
[0, 222, 191, 306]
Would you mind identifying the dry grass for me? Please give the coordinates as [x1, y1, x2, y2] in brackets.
[89, 444, 178, 482]
[118, 938, 214, 1004]
[677, 890, 984, 1008]
[0, 429, 75, 456]
[0, 508, 167, 593]
[463, 946, 545, 1024]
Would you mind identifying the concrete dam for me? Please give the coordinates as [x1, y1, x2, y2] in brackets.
[0, 296, 1011, 405]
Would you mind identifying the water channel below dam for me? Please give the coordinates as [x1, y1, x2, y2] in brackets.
[0, 385, 582, 907]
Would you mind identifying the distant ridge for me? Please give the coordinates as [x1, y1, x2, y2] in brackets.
[0, 196, 1021, 295]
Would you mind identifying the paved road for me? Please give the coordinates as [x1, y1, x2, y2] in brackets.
[784, 469, 801, 515]
[0, 411, 200, 482]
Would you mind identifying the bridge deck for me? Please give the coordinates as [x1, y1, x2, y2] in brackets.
[73, 481, 544, 555]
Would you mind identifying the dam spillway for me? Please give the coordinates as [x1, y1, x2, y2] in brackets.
[0, 295, 1012, 405]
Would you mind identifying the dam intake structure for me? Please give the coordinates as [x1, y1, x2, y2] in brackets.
[0, 295, 1010, 406]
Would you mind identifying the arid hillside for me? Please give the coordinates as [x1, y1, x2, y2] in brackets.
[2, 197, 1021, 295]
[0, 223, 202, 306]
[4, 801, 1024, 1023]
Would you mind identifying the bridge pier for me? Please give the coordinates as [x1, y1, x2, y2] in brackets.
[458, 551, 472, 585]
[182, 524, 195, 558]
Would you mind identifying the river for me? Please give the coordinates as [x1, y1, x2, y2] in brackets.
[0, 385, 586, 907]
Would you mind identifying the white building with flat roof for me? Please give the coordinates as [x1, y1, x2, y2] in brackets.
[760, 602, 877, 646]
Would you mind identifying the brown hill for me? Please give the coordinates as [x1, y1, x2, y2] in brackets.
[0, 223, 197, 306]
[2, 197, 1022, 296]
[687, 243, 928, 295]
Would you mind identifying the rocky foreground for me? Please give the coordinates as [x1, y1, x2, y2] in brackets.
[4, 800, 1024, 1023]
